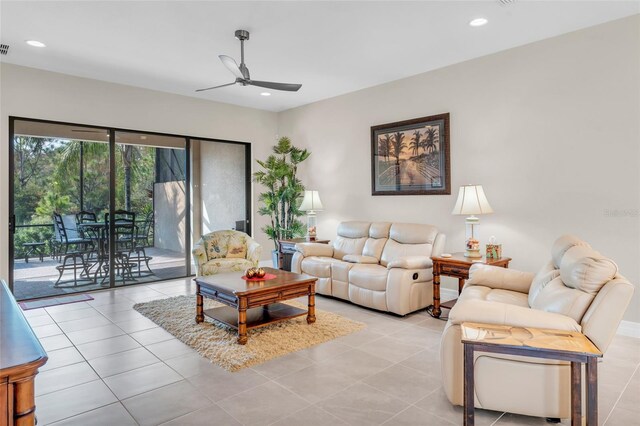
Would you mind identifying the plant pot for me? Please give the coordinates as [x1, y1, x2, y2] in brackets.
[271, 249, 280, 269]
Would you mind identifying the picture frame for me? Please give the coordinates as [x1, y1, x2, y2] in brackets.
[371, 112, 450, 196]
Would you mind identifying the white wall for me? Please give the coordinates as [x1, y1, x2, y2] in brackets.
[0, 63, 279, 280]
[278, 16, 640, 322]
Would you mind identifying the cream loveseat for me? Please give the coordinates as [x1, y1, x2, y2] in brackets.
[441, 235, 634, 419]
[291, 221, 445, 315]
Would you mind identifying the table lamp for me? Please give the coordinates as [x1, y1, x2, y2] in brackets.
[452, 184, 493, 257]
[299, 190, 323, 241]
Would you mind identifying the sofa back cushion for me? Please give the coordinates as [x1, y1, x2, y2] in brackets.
[363, 238, 387, 260]
[332, 221, 370, 260]
[529, 235, 618, 322]
[380, 223, 439, 267]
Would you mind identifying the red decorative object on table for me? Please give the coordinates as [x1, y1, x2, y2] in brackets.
[242, 273, 277, 281]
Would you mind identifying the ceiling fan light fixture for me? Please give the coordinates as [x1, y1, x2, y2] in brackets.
[26, 40, 46, 48]
[196, 29, 302, 93]
[469, 18, 488, 27]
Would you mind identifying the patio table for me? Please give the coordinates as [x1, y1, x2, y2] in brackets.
[77, 220, 138, 283]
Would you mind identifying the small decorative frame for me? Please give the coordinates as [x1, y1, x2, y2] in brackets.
[371, 113, 450, 195]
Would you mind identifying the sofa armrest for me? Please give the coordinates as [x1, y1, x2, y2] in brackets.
[467, 264, 535, 294]
[295, 243, 334, 258]
[247, 239, 262, 267]
[387, 256, 433, 270]
[449, 300, 581, 332]
[192, 243, 207, 276]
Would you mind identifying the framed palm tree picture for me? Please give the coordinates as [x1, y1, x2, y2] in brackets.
[371, 113, 450, 196]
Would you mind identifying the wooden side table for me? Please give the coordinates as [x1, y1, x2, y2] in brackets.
[431, 253, 511, 318]
[277, 238, 330, 271]
[461, 322, 602, 426]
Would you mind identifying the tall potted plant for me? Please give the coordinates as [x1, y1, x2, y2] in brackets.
[253, 137, 310, 267]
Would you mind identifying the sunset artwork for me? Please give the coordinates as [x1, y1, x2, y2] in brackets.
[371, 113, 450, 195]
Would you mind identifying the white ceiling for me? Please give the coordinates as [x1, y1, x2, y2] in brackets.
[1, 1, 638, 112]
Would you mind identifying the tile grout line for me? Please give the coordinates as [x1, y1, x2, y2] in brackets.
[602, 361, 640, 425]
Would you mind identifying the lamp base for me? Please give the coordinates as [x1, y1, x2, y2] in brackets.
[464, 249, 482, 258]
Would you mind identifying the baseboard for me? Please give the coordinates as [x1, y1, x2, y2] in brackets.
[439, 287, 639, 338]
[617, 320, 640, 338]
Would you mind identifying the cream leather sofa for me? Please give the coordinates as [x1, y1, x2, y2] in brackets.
[441, 235, 634, 419]
[291, 221, 445, 315]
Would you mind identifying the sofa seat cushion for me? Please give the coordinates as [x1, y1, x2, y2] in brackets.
[343, 255, 379, 264]
[460, 285, 529, 308]
[301, 256, 343, 278]
[331, 261, 354, 283]
[349, 264, 388, 292]
[201, 258, 253, 275]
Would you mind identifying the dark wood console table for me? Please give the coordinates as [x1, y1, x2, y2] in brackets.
[277, 238, 330, 271]
[0, 280, 48, 426]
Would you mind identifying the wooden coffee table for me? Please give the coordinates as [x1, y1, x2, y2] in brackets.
[194, 267, 317, 344]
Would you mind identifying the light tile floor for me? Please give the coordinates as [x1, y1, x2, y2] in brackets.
[23, 278, 640, 425]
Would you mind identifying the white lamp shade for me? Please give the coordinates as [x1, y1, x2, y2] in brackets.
[299, 190, 324, 212]
[451, 185, 493, 215]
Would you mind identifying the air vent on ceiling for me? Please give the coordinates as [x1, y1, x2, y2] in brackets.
[0, 44, 9, 55]
[498, 0, 516, 4]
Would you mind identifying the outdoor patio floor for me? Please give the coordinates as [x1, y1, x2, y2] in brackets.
[13, 247, 187, 300]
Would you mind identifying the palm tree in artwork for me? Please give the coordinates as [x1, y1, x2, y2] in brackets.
[378, 139, 389, 163]
[391, 131, 406, 164]
[409, 130, 422, 157]
[380, 134, 392, 162]
[391, 131, 406, 187]
[424, 127, 438, 154]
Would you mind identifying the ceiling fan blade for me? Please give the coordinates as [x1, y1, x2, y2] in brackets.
[219, 55, 244, 79]
[195, 81, 237, 92]
[247, 80, 302, 92]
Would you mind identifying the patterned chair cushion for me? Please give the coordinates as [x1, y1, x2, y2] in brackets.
[205, 232, 232, 260]
[226, 232, 248, 259]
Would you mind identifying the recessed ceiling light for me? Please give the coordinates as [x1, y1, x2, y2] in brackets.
[26, 40, 46, 48]
[260, 92, 271, 97]
[469, 18, 488, 27]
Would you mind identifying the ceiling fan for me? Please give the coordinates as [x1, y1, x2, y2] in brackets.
[196, 30, 302, 93]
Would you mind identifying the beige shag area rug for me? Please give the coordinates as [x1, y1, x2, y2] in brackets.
[133, 295, 365, 372]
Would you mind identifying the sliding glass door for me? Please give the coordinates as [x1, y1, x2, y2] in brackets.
[191, 139, 250, 242]
[10, 120, 112, 299]
[9, 117, 250, 300]
[114, 131, 188, 285]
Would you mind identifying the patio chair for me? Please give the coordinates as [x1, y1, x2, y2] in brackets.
[130, 212, 154, 277]
[52, 213, 94, 287]
[53, 213, 94, 255]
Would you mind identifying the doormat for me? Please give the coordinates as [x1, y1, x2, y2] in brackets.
[19, 293, 94, 310]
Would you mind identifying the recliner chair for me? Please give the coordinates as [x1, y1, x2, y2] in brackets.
[440, 235, 634, 419]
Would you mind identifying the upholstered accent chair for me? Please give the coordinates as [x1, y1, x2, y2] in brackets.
[441, 235, 634, 419]
[192, 230, 261, 276]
